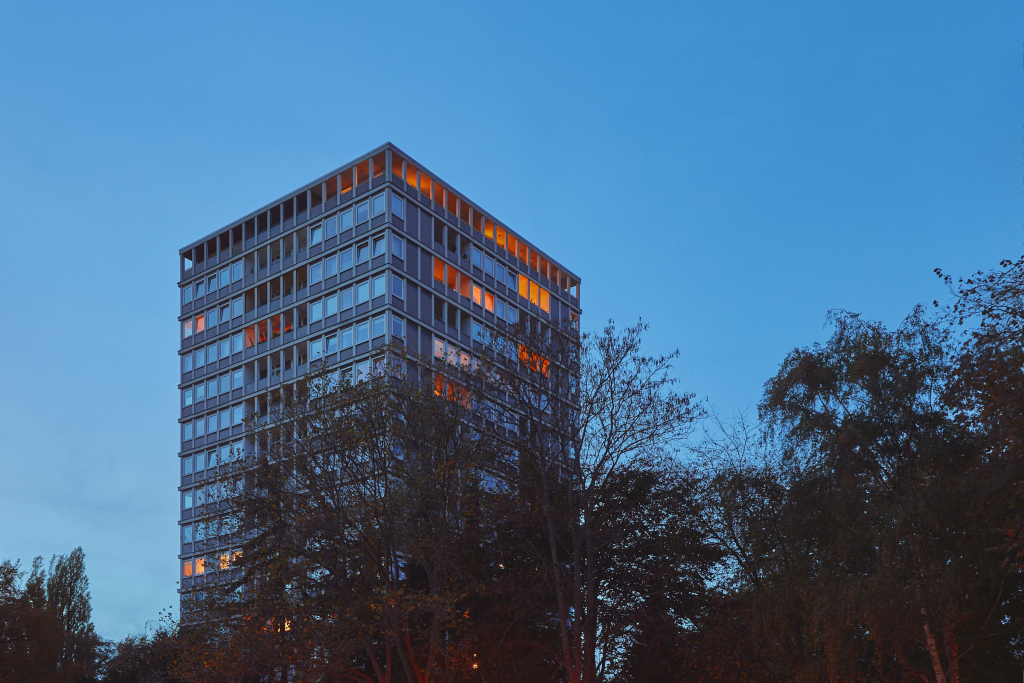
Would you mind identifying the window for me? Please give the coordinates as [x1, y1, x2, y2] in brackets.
[310, 300, 323, 322]
[340, 248, 353, 271]
[219, 338, 229, 360]
[472, 247, 482, 269]
[485, 292, 494, 312]
[232, 369, 243, 389]
[392, 235, 404, 260]
[325, 253, 338, 278]
[183, 422, 193, 441]
[183, 319, 194, 339]
[325, 292, 338, 317]
[356, 281, 370, 304]
[472, 284, 483, 306]
[195, 314, 205, 333]
[356, 321, 369, 344]
[182, 456, 193, 476]
[219, 374, 230, 395]
[518, 274, 529, 298]
[391, 193, 404, 219]
[195, 347, 205, 367]
[194, 557, 205, 575]
[484, 256, 494, 277]
[207, 378, 217, 398]
[356, 201, 369, 224]
[220, 304, 230, 324]
[206, 342, 217, 363]
[219, 268, 230, 289]
[496, 263, 506, 285]
[195, 452, 205, 471]
[372, 193, 386, 218]
[356, 242, 369, 264]
[208, 275, 217, 292]
[182, 354, 193, 373]
[326, 334, 338, 354]
[392, 315, 405, 338]
[324, 215, 337, 238]
[341, 287, 353, 309]
[392, 275, 404, 300]
[354, 360, 370, 383]
[370, 236, 384, 259]
[508, 306, 519, 324]
[372, 275, 385, 298]
[207, 308, 217, 328]
[539, 288, 550, 313]
[311, 338, 323, 360]
[232, 261, 242, 282]
[195, 417, 205, 438]
[496, 299, 506, 320]
[310, 223, 322, 244]
[231, 296, 243, 318]
[194, 383, 205, 402]
[309, 261, 322, 283]
[340, 209, 353, 232]
[507, 270, 517, 289]
[434, 256, 444, 283]
[341, 327, 353, 349]
[183, 490, 194, 510]
[473, 321, 483, 342]
[231, 333, 243, 354]
[372, 315, 386, 338]
[182, 524, 194, 546]
[182, 286, 193, 305]
[195, 280, 205, 298]
[219, 409, 229, 430]
[232, 404, 243, 426]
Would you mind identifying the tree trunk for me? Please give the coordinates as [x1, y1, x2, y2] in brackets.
[920, 607, 947, 683]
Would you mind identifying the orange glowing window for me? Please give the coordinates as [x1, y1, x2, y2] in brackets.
[434, 257, 444, 283]
[419, 173, 431, 196]
[539, 288, 549, 313]
[232, 550, 242, 563]
[485, 292, 494, 312]
[484, 219, 494, 241]
[356, 160, 370, 185]
[371, 152, 386, 178]
[406, 162, 418, 187]
[518, 344, 550, 376]
[392, 153, 404, 179]
[182, 560, 193, 577]
[433, 182, 444, 206]
[219, 553, 230, 571]
[496, 226, 506, 250]
[518, 243, 528, 264]
[508, 234, 518, 258]
[195, 557, 206, 575]
[245, 326, 256, 348]
[460, 273, 471, 298]
[529, 281, 539, 306]
[195, 314, 206, 333]
[518, 274, 529, 298]
[472, 285, 483, 306]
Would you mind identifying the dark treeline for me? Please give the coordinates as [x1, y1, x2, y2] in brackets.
[3, 256, 1022, 682]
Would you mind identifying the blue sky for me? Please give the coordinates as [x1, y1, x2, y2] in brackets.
[0, 0, 1018, 640]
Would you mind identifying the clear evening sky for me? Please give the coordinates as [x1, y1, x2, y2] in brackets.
[0, 0, 1018, 640]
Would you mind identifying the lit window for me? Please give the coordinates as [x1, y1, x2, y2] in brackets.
[357, 281, 370, 304]
[392, 315, 405, 338]
[310, 223, 323, 244]
[183, 320, 194, 339]
[372, 315, 386, 338]
[518, 275, 528, 298]
[372, 193, 386, 218]
[195, 314, 206, 333]
[372, 275, 385, 298]
[473, 285, 483, 306]
[391, 193, 404, 219]
[434, 256, 444, 283]
[356, 201, 369, 224]
[392, 275, 404, 300]
[195, 557, 205, 575]
[539, 288, 550, 313]
[372, 236, 385, 258]
[182, 560, 193, 577]
[356, 243, 369, 264]
[530, 281, 539, 306]
[485, 292, 494, 312]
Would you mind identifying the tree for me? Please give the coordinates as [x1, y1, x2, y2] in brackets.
[490, 319, 707, 683]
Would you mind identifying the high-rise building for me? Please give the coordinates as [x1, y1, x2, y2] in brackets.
[175, 143, 582, 588]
